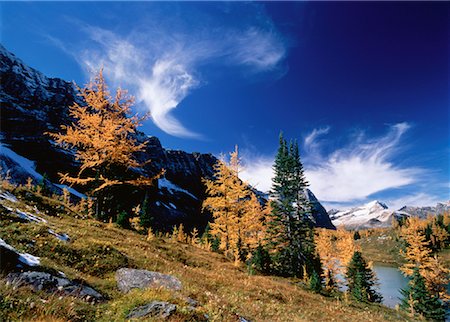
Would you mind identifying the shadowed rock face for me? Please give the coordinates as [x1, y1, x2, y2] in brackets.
[0, 44, 335, 232]
[6, 271, 104, 303]
[303, 189, 336, 229]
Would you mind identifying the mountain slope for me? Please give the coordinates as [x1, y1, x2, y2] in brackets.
[0, 185, 412, 321]
[0, 44, 335, 230]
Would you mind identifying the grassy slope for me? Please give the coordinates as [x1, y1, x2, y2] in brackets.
[0, 188, 417, 322]
[357, 228, 450, 268]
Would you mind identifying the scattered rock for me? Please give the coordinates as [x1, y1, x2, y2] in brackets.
[116, 268, 182, 293]
[126, 301, 177, 319]
[6, 271, 104, 303]
[238, 316, 252, 322]
[185, 296, 198, 307]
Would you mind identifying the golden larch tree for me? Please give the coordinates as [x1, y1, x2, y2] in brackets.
[203, 145, 265, 263]
[315, 228, 340, 290]
[49, 70, 156, 217]
[400, 216, 450, 303]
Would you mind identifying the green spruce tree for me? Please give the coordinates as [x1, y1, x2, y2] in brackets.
[309, 269, 323, 293]
[248, 243, 272, 275]
[266, 132, 315, 277]
[400, 267, 446, 321]
[346, 251, 382, 303]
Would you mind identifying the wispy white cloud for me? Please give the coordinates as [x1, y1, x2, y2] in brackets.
[241, 123, 426, 206]
[304, 126, 330, 152]
[306, 122, 423, 203]
[240, 155, 274, 193]
[54, 8, 287, 138]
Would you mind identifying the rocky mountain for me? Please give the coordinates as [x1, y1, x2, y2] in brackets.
[329, 200, 450, 230]
[397, 201, 450, 219]
[304, 189, 335, 229]
[0, 44, 335, 231]
[329, 200, 410, 230]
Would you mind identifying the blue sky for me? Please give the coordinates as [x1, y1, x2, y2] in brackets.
[1, 2, 449, 209]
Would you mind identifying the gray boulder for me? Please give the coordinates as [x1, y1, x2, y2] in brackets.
[6, 271, 104, 302]
[116, 268, 182, 293]
[126, 301, 177, 319]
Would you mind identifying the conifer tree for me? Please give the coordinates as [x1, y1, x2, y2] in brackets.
[346, 251, 382, 303]
[266, 133, 315, 277]
[202, 146, 251, 260]
[400, 267, 446, 321]
[309, 269, 323, 293]
[49, 70, 157, 220]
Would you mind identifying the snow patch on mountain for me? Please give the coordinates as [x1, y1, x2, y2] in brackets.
[330, 200, 409, 230]
[0, 144, 44, 180]
[158, 177, 198, 200]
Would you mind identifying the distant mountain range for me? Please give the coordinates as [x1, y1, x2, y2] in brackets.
[0, 44, 335, 230]
[329, 200, 450, 230]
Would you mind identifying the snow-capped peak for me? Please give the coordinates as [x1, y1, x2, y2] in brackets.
[330, 200, 407, 230]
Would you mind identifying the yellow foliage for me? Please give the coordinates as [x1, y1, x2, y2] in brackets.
[26, 177, 33, 190]
[202, 145, 268, 262]
[400, 219, 432, 276]
[400, 216, 450, 302]
[146, 227, 155, 241]
[62, 188, 70, 205]
[315, 228, 359, 287]
[48, 70, 156, 194]
[315, 228, 340, 289]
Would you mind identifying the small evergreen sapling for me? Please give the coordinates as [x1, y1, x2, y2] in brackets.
[346, 251, 382, 303]
[400, 267, 446, 321]
[309, 270, 323, 293]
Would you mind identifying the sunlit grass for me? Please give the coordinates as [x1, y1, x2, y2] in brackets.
[0, 187, 419, 321]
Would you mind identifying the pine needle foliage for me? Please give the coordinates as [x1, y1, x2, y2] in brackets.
[400, 267, 446, 321]
[266, 133, 316, 278]
[345, 251, 382, 303]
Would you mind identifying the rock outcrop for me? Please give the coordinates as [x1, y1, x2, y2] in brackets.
[6, 271, 104, 303]
[303, 189, 335, 229]
[115, 268, 182, 293]
[126, 301, 177, 319]
[398, 201, 450, 219]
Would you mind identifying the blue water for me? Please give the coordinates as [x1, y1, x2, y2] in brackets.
[372, 265, 408, 308]
[373, 265, 449, 321]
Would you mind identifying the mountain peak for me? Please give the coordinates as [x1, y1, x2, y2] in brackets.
[365, 200, 388, 210]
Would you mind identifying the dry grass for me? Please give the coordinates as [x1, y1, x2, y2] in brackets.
[0, 188, 419, 321]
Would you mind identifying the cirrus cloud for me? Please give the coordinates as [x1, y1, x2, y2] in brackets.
[241, 123, 429, 209]
[52, 6, 288, 139]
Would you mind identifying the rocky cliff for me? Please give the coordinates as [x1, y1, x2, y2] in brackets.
[0, 44, 335, 231]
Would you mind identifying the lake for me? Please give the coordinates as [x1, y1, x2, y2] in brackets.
[373, 265, 449, 321]
[372, 265, 409, 308]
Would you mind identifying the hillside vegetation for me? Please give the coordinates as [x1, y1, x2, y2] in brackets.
[0, 185, 416, 322]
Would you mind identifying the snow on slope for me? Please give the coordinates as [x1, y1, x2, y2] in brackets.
[0, 143, 44, 181]
[0, 144, 85, 199]
[330, 200, 409, 230]
[158, 177, 198, 200]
